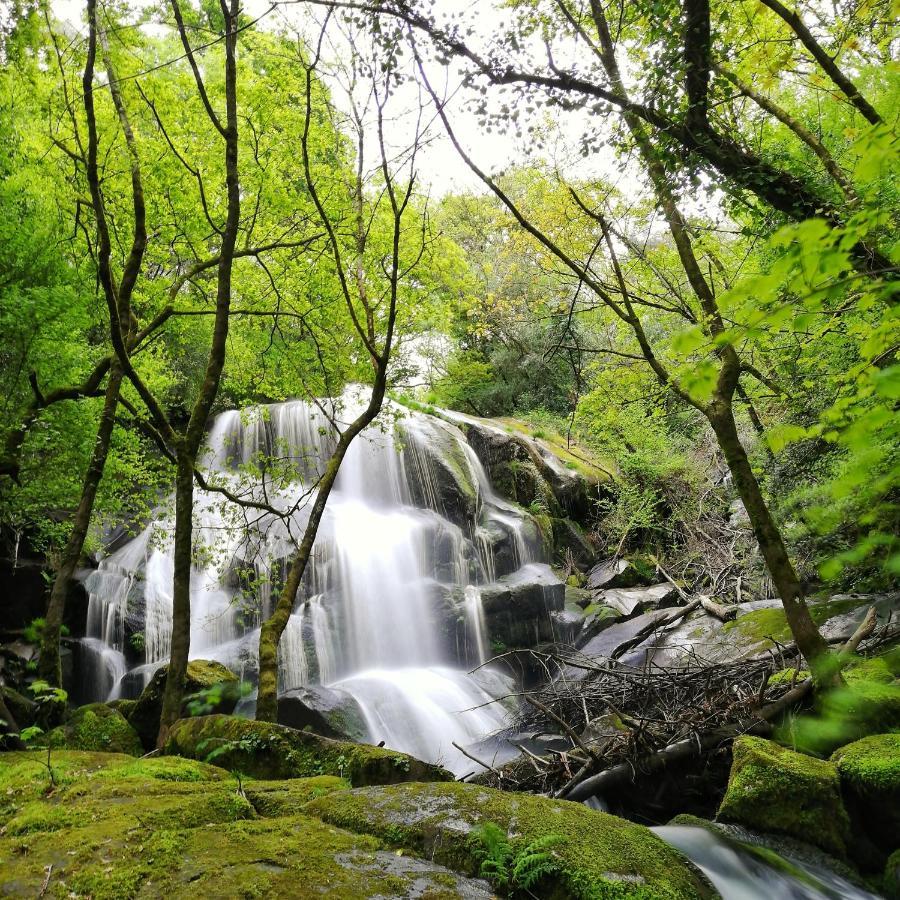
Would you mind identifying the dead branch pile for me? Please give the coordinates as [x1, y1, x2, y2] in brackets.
[470, 613, 895, 802]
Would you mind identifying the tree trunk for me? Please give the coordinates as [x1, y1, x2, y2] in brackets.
[709, 405, 830, 674]
[38, 363, 124, 687]
[156, 450, 194, 747]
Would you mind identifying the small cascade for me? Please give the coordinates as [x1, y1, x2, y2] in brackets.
[79, 391, 558, 774]
[654, 826, 881, 900]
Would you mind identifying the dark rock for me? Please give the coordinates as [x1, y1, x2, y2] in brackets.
[549, 516, 596, 567]
[480, 564, 565, 648]
[165, 714, 452, 786]
[0, 685, 35, 729]
[576, 607, 676, 661]
[129, 659, 240, 750]
[278, 685, 369, 741]
[577, 604, 621, 646]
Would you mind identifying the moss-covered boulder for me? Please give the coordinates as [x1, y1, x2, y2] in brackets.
[45, 703, 142, 756]
[832, 733, 900, 853]
[128, 659, 240, 750]
[164, 714, 453, 787]
[0, 751, 490, 899]
[717, 736, 850, 856]
[305, 781, 715, 898]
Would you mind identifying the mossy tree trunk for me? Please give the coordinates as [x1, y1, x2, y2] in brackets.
[38, 363, 124, 686]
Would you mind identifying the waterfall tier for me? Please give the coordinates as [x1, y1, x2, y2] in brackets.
[80, 394, 569, 773]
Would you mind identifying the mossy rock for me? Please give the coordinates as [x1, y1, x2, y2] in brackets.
[885, 849, 900, 900]
[717, 736, 850, 856]
[128, 659, 240, 750]
[242, 775, 350, 817]
[0, 752, 488, 899]
[832, 733, 900, 852]
[780, 676, 900, 755]
[46, 703, 142, 756]
[304, 781, 715, 898]
[164, 714, 453, 787]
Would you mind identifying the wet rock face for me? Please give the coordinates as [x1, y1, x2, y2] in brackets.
[277, 684, 369, 742]
[479, 564, 566, 648]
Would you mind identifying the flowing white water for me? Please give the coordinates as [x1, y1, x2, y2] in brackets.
[79, 394, 550, 774]
[654, 826, 881, 900]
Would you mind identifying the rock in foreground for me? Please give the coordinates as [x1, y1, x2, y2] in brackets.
[164, 714, 453, 786]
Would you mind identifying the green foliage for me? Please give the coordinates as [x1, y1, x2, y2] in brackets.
[469, 821, 563, 893]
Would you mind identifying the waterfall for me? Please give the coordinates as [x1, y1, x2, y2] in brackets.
[78, 392, 553, 774]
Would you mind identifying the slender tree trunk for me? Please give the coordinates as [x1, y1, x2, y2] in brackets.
[156, 450, 194, 747]
[38, 362, 124, 686]
[256, 425, 371, 722]
[708, 404, 829, 672]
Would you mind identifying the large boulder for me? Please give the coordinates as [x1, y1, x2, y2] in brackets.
[277, 684, 369, 741]
[305, 781, 714, 898]
[46, 702, 142, 756]
[479, 564, 565, 648]
[0, 750, 490, 899]
[129, 659, 240, 750]
[832, 733, 900, 853]
[165, 714, 453, 787]
[717, 736, 850, 857]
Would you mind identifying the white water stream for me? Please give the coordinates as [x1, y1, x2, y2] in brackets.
[79, 395, 550, 774]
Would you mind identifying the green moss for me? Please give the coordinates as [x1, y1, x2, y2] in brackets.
[304, 781, 714, 898]
[243, 775, 350, 817]
[769, 668, 811, 686]
[0, 764, 486, 900]
[165, 715, 452, 786]
[831, 733, 900, 794]
[717, 736, 850, 856]
[129, 659, 240, 750]
[846, 656, 895, 684]
[46, 704, 142, 756]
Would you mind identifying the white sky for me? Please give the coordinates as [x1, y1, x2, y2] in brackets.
[49, 0, 629, 198]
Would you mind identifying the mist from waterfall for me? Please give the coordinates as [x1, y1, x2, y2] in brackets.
[79, 393, 556, 773]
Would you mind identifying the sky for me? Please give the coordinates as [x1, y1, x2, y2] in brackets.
[48, 0, 627, 199]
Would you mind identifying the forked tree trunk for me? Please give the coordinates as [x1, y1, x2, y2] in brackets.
[39, 362, 124, 686]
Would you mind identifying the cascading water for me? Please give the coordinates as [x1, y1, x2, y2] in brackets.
[79, 392, 554, 774]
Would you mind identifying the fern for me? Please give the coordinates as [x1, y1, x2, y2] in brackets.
[470, 822, 563, 895]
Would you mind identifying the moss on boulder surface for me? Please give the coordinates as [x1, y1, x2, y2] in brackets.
[832, 733, 900, 852]
[304, 781, 715, 899]
[128, 659, 240, 750]
[0, 752, 492, 899]
[164, 714, 453, 787]
[885, 849, 900, 900]
[717, 736, 850, 856]
[46, 703, 142, 756]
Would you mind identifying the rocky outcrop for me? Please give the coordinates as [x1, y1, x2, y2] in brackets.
[717, 736, 850, 857]
[598, 583, 679, 617]
[0, 750, 489, 899]
[164, 714, 452, 787]
[129, 659, 241, 750]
